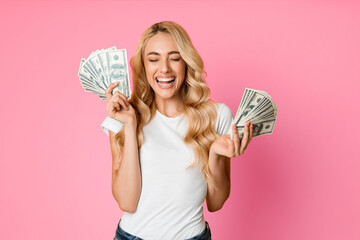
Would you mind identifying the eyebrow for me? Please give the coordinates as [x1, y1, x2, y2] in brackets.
[147, 51, 180, 56]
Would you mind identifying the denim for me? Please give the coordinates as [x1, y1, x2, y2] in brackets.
[113, 219, 212, 240]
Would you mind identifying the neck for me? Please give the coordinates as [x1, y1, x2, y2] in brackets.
[155, 95, 184, 118]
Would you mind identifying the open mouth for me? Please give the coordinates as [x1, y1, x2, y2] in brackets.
[156, 77, 175, 86]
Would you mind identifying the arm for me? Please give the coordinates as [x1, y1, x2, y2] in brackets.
[105, 82, 142, 213]
[206, 152, 231, 212]
[206, 122, 253, 212]
[110, 122, 142, 213]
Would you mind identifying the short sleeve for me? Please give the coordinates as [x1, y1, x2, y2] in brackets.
[215, 103, 234, 136]
[100, 116, 124, 136]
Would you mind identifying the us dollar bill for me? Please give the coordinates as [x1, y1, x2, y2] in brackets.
[235, 118, 276, 138]
[78, 47, 131, 100]
[232, 88, 277, 138]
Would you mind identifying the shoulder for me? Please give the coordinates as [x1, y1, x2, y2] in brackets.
[215, 103, 233, 118]
[214, 102, 234, 136]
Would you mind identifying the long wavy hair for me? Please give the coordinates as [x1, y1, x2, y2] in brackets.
[114, 21, 219, 188]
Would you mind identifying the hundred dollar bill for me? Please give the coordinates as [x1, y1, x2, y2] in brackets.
[231, 88, 277, 139]
[78, 47, 132, 100]
[234, 89, 271, 125]
[106, 49, 131, 98]
[236, 119, 276, 138]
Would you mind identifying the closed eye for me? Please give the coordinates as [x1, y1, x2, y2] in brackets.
[149, 59, 180, 62]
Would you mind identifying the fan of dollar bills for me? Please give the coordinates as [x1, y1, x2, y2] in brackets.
[231, 88, 278, 138]
[78, 47, 131, 100]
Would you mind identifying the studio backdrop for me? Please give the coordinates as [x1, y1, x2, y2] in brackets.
[1, 0, 359, 239]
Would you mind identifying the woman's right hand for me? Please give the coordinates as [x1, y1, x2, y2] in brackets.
[105, 82, 137, 126]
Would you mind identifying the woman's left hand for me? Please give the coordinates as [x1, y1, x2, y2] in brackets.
[210, 122, 254, 159]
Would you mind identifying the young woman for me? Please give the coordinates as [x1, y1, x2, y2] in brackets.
[101, 21, 253, 240]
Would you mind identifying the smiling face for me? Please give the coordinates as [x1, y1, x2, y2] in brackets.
[143, 32, 187, 103]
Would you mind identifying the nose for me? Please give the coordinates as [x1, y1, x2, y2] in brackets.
[160, 59, 171, 73]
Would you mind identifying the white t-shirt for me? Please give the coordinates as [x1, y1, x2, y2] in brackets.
[101, 103, 233, 240]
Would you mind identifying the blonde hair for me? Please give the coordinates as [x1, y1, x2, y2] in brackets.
[115, 21, 219, 188]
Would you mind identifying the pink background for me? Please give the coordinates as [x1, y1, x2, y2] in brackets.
[1, 0, 359, 239]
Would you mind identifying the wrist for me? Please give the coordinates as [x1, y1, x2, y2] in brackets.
[209, 148, 221, 162]
[124, 120, 137, 130]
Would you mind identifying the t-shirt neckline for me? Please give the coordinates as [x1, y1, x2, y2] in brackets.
[156, 109, 184, 120]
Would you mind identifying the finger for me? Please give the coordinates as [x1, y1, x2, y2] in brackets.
[223, 137, 235, 157]
[114, 91, 129, 107]
[113, 96, 129, 111]
[222, 134, 231, 140]
[240, 122, 250, 155]
[111, 101, 121, 111]
[111, 96, 122, 111]
[105, 82, 120, 101]
[249, 123, 254, 140]
[232, 124, 240, 157]
[242, 123, 253, 152]
[223, 135, 233, 145]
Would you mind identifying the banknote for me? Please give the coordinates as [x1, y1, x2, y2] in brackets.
[231, 88, 277, 139]
[78, 47, 131, 100]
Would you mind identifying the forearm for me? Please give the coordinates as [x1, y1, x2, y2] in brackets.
[206, 151, 231, 212]
[112, 123, 142, 212]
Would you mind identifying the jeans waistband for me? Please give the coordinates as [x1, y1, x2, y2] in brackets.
[114, 219, 211, 240]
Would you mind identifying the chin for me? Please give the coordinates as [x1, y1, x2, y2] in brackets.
[154, 90, 179, 100]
